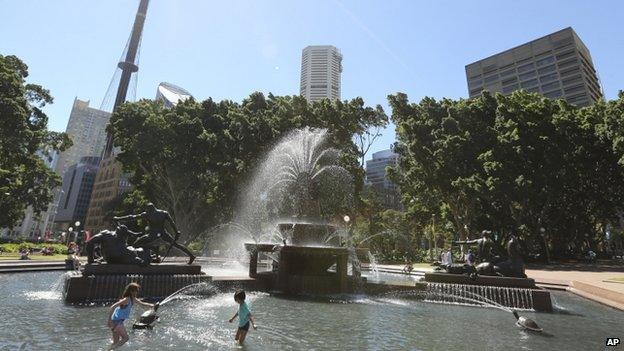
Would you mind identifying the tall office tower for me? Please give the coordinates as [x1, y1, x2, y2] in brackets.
[300, 45, 343, 102]
[155, 82, 193, 107]
[55, 98, 110, 176]
[54, 157, 100, 230]
[85, 0, 149, 234]
[365, 149, 401, 209]
[466, 27, 602, 107]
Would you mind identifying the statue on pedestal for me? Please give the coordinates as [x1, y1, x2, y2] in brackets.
[113, 203, 196, 264]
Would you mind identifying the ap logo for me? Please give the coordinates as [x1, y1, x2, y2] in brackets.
[606, 337, 620, 347]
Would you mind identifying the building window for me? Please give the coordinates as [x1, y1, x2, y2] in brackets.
[564, 84, 586, 95]
[519, 70, 537, 81]
[544, 90, 563, 99]
[536, 56, 555, 67]
[537, 65, 556, 75]
[562, 75, 583, 86]
[566, 93, 588, 103]
[484, 74, 499, 84]
[541, 81, 560, 92]
[556, 50, 576, 61]
[468, 79, 483, 88]
[470, 88, 483, 96]
[520, 79, 538, 88]
[500, 69, 516, 77]
[517, 63, 534, 73]
[557, 58, 578, 69]
[502, 84, 519, 94]
[539, 73, 559, 84]
[502, 77, 518, 85]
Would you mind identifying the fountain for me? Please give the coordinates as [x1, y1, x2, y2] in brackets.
[241, 128, 363, 294]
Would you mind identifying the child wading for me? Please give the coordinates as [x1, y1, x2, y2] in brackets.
[228, 290, 257, 345]
[107, 283, 155, 349]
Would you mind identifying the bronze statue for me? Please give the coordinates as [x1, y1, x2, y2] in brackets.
[113, 203, 196, 264]
[449, 231, 526, 278]
[86, 225, 149, 265]
[453, 230, 494, 262]
[491, 235, 526, 278]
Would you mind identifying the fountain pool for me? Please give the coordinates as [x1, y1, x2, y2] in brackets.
[1, 271, 622, 350]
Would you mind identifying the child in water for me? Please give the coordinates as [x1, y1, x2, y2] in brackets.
[107, 283, 156, 349]
[228, 290, 257, 345]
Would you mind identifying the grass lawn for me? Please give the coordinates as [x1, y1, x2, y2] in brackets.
[0, 254, 67, 261]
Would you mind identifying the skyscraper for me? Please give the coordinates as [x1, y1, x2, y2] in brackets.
[300, 45, 343, 102]
[54, 156, 100, 230]
[365, 149, 401, 209]
[155, 82, 193, 107]
[465, 27, 602, 106]
[55, 98, 110, 176]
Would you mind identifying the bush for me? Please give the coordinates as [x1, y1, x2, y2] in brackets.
[0, 243, 68, 255]
[187, 241, 203, 254]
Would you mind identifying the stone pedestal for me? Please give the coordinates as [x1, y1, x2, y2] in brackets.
[64, 263, 211, 303]
[423, 272, 552, 312]
[244, 242, 362, 294]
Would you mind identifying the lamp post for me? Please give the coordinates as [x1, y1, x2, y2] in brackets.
[67, 227, 73, 245]
[342, 215, 351, 247]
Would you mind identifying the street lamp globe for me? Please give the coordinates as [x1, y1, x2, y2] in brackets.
[75, 221, 81, 227]
[68, 227, 73, 233]
[343, 215, 350, 223]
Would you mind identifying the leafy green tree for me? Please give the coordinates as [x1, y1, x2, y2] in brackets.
[388, 92, 498, 242]
[109, 93, 386, 243]
[0, 55, 71, 228]
[389, 90, 624, 259]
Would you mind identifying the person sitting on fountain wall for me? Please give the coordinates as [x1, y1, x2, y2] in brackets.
[113, 203, 196, 264]
[228, 290, 257, 345]
[465, 249, 475, 266]
[107, 283, 156, 350]
[453, 230, 494, 262]
[441, 247, 453, 267]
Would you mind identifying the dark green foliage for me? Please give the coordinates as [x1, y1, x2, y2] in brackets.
[109, 93, 386, 243]
[389, 90, 624, 259]
[0, 55, 71, 228]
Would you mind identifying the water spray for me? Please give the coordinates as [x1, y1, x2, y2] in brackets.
[132, 282, 216, 330]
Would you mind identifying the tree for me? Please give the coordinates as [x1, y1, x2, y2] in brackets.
[109, 93, 386, 243]
[388, 92, 497, 243]
[389, 90, 624, 259]
[0, 55, 71, 228]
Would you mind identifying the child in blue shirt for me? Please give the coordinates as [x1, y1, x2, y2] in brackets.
[228, 290, 257, 345]
[107, 283, 156, 349]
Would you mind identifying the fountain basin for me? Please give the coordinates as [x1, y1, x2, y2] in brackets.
[63, 263, 211, 303]
[424, 272, 552, 311]
[244, 242, 363, 294]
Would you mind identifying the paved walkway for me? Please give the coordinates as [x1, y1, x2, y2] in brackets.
[524, 263, 624, 310]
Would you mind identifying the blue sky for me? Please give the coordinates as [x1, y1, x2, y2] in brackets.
[1, 0, 623, 156]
